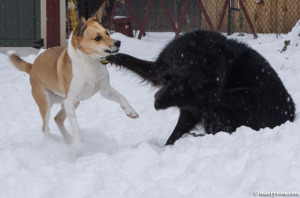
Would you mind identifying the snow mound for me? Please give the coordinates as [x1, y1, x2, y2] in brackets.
[0, 30, 299, 197]
[6, 50, 17, 56]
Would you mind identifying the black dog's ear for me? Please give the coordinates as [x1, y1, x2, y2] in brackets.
[74, 17, 87, 36]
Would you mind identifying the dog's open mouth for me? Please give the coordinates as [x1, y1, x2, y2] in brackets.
[105, 49, 119, 54]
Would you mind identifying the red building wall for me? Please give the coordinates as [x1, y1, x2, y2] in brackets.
[46, 0, 60, 47]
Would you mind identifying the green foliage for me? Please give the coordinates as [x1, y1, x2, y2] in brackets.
[280, 40, 291, 53]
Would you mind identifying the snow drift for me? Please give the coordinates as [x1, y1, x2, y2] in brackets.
[0, 25, 299, 197]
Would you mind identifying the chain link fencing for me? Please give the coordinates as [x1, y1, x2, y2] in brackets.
[69, 0, 300, 39]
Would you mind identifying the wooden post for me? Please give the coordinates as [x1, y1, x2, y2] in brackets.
[107, 0, 118, 29]
[47, 0, 60, 47]
[124, 0, 144, 31]
[176, 0, 190, 37]
[217, 0, 229, 31]
[196, 0, 214, 30]
[239, 0, 258, 38]
[138, 0, 153, 39]
[158, 0, 178, 32]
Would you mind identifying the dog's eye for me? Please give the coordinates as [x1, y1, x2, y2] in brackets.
[94, 36, 102, 41]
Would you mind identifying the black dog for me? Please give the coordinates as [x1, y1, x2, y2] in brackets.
[108, 30, 295, 145]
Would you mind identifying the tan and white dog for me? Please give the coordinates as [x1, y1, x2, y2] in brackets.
[8, 3, 138, 152]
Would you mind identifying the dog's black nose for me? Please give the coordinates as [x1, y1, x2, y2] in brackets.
[114, 40, 121, 47]
[154, 100, 160, 110]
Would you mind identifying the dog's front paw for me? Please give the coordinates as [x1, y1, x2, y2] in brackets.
[63, 134, 73, 144]
[71, 141, 83, 156]
[128, 111, 139, 119]
[123, 106, 139, 119]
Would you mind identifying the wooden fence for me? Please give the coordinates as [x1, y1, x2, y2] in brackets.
[225, 0, 300, 34]
[111, 0, 300, 34]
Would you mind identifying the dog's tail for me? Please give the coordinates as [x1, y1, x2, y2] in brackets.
[7, 51, 32, 75]
[107, 53, 159, 86]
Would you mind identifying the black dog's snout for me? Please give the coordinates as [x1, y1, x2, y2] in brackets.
[114, 40, 121, 47]
[154, 101, 160, 110]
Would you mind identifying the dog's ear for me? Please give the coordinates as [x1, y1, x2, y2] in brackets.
[74, 17, 87, 36]
[93, 2, 106, 23]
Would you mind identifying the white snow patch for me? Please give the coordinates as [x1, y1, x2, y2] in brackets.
[0, 28, 300, 197]
[6, 50, 17, 56]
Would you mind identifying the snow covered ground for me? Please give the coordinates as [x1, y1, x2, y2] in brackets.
[1, 24, 300, 197]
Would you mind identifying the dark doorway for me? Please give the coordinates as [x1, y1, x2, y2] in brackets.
[0, 0, 43, 47]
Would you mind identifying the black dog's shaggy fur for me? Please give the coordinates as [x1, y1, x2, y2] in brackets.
[108, 30, 295, 145]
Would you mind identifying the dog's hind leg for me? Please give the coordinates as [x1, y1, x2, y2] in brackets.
[54, 102, 80, 144]
[63, 99, 83, 153]
[30, 78, 52, 138]
[165, 109, 198, 145]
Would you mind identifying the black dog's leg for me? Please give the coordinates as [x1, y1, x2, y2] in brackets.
[107, 53, 160, 86]
[204, 118, 235, 135]
[165, 110, 198, 145]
